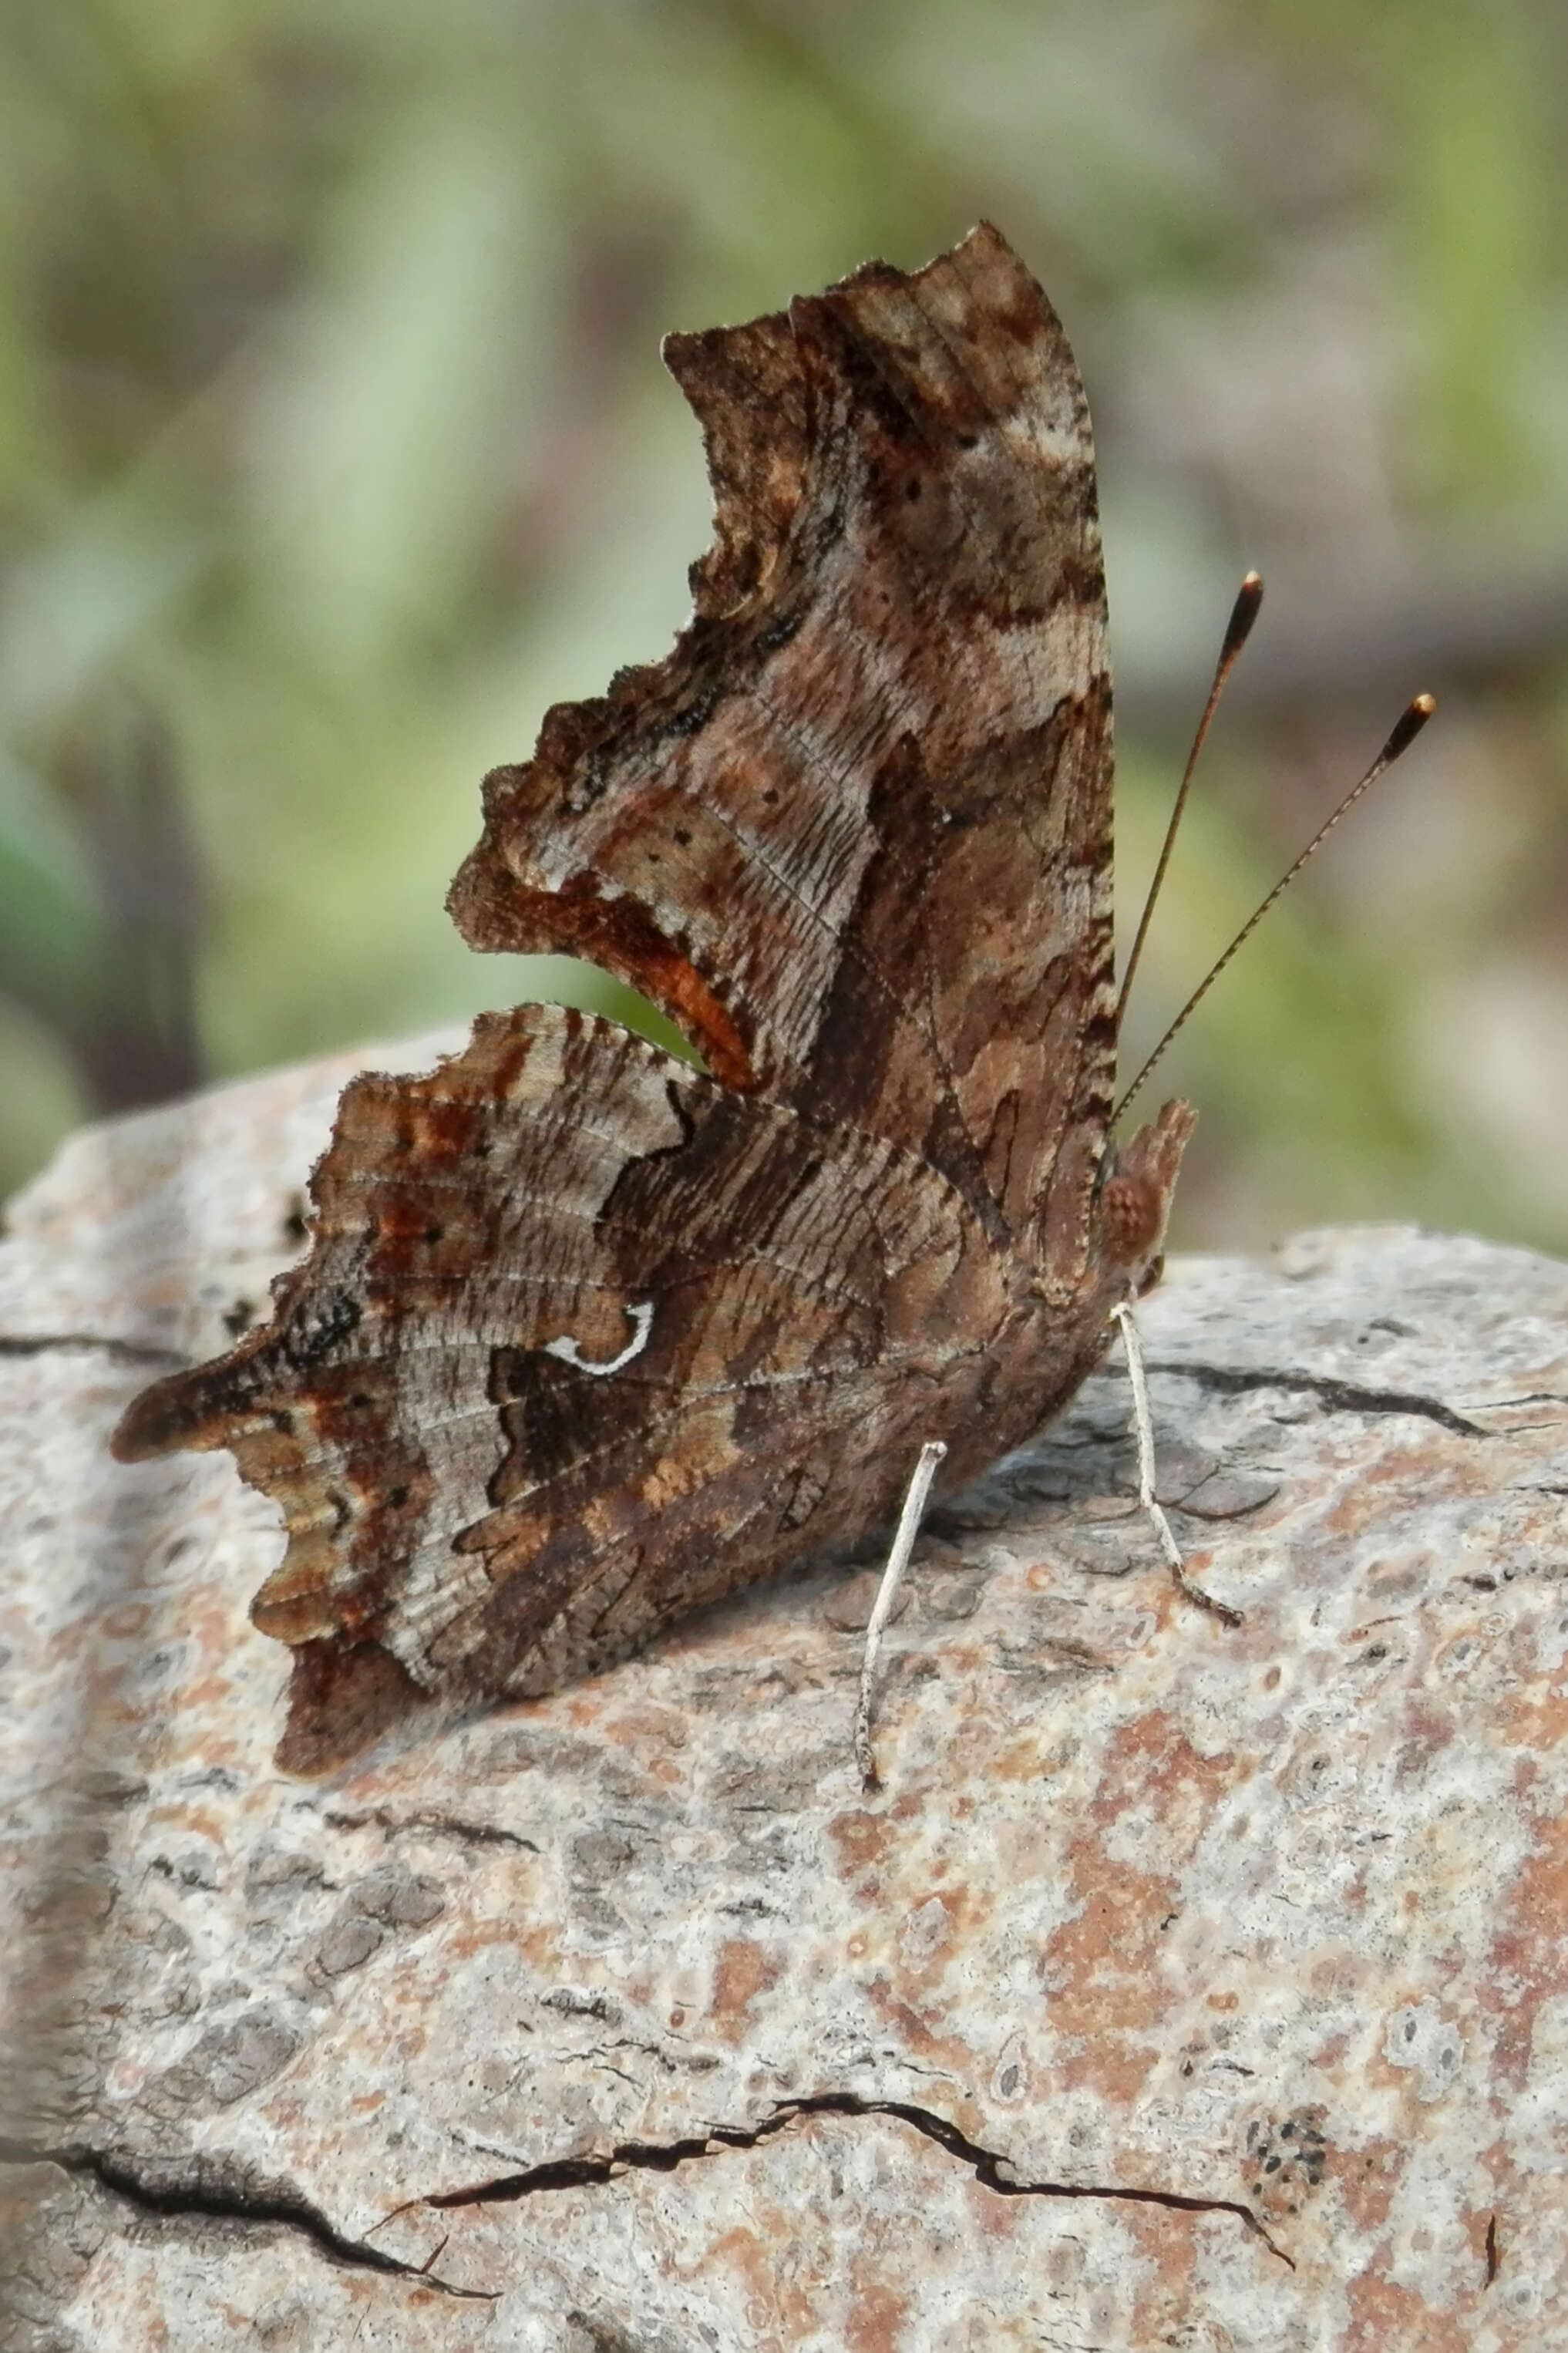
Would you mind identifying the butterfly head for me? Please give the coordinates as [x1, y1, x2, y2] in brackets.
[1092, 1096, 1197, 1294]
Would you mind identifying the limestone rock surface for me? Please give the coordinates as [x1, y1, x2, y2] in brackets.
[3, 1038, 1567, 2350]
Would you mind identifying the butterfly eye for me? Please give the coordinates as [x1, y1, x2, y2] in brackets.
[1098, 1170, 1164, 1271]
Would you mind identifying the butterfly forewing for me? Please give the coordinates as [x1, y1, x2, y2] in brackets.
[450, 223, 1116, 1249]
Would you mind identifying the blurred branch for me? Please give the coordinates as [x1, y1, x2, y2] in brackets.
[0, 703, 207, 1118]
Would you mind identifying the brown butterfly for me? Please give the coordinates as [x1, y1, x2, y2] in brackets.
[113, 223, 1193, 1774]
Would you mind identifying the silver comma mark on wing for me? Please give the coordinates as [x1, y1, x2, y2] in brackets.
[542, 1299, 655, 1378]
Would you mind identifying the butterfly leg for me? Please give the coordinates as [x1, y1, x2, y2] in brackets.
[853, 1440, 947, 1793]
[1111, 1301, 1242, 1628]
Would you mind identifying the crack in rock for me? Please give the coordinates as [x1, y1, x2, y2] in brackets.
[397, 2092, 1293, 2268]
[4, 2108, 1292, 2291]
[321, 1806, 540, 1853]
[559, 2035, 722, 2082]
[1146, 1358, 1486, 1438]
[0, 1331, 187, 1368]
[1465, 1392, 1568, 1412]
[0, 2137, 495, 2301]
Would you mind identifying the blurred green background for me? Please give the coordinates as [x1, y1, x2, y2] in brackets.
[2, 0, 1565, 1254]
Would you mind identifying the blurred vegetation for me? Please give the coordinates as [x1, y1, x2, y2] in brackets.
[1, 0, 1565, 1254]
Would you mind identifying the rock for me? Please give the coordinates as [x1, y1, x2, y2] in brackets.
[2, 1040, 1567, 2349]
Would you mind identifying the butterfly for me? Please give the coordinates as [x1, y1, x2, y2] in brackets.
[113, 222, 1193, 1775]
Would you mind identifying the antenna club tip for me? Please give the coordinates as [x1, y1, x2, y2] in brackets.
[1382, 693, 1437, 765]
[1221, 571, 1265, 661]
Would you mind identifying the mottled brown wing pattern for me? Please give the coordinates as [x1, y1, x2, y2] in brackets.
[113, 223, 1195, 1772]
[449, 224, 1117, 1275]
[118, 1003, 1006, 1772]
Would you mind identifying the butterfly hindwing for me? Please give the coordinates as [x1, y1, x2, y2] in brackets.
[116, 1003, 1008, 1769]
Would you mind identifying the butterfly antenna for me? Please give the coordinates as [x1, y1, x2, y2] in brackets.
[1115, 571, 1265, 1033]
[1113, 692, 1436, 1126]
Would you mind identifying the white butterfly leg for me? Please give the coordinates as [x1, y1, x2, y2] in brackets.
[853, 1439, 947, 1792]
[1111, 1299, 1240, 1627]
